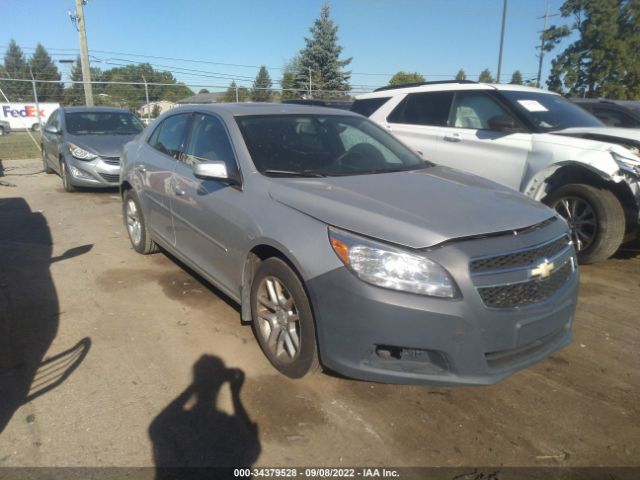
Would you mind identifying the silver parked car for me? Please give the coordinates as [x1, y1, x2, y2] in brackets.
[120, 104, 579, 385]
[41, 106, 144, 192]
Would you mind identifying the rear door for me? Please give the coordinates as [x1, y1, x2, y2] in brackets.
[170, 112, 245, 293]
[137, 113, 191, 246]
[385, 91, 454, 163]
[41, 109, 62, 172]
[435, 91, 532, 190]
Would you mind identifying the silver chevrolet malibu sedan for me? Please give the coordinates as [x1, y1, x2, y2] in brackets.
[120, 103, 579, 385]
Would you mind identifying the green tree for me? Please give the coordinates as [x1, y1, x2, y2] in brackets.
[510, 70, 524, 85]
[251, 66, 273, 102]
[544, 0, 639, 98]
[198, 88, 210, 94]
[388, 71, 425, 86]
[281, 56, 301, 100]
[151, 104, 161, 118]
[478, 68, 495, 83]
[296, 2, 352, 98]
[1, 39, 31, 101]
[455, 69, 467, 81]
[221, 81, 249, 103]
[29, 44, 63, 102]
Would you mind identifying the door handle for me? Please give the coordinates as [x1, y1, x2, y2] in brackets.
[172, 181, 185, 196]
[443, 134, 461, 143]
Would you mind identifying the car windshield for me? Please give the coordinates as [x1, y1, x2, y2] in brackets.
[500, 91, 604, 131]
[65, 111, 144, 135]
[236, 114, 429, 177]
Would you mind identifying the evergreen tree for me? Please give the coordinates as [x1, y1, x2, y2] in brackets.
[296, 2, 352, 98]
[151, 104, 161, 118]
[1, 39, 31, 101]
[478, 69, 495, 83]
[544, 0, 638, 98]
[455, 69, 467, 81]
[221, 81, 249, 103]
[388, 71, 425, 86]
[198, 88, 210, 94]
[281, 56, 301, 100]
[251, 66, 273, 102]
[65, 56, 103, 105]
[29, 44, 63, 102]
[510, 70, 524, 85]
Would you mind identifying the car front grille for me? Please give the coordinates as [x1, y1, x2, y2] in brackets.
[470, 235, 569, 273]
[99, 172, 120, 183]
[477, 262, 573, 308]
[101, 156, 120, 166]
[470, 234, 575, 309]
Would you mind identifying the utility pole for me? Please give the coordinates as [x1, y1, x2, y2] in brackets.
[536, 0, 558, 88]
[28, 67, 42, 131]
[235, 83, 239, 102]
[142, 75, 150, 121]
[73, 0, 94, 106]
[496, 0, 508, 83]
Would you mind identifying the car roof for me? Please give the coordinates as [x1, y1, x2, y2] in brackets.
[571, 98, 640, 108]
[167, 102, 362, 117]
[62, 106, 134, 114]
[356, 82, 557, 99]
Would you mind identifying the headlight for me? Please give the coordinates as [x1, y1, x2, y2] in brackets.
[328, 227, 458, 298]
[67, 142, 98, 161]
[612, 151, 640, 177]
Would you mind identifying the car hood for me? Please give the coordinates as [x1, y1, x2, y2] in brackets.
[66, 133, 138, 157]
[552, 127, 640, 149]
[268, 166, 555, 249]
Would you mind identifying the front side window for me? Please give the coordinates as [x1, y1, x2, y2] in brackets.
[500, 91, 603, 131]
[149, 114, 190, 159]
[183, 114, 236, 173]
[64, 111, 144, 135]
[387, 92, 454, 126]
[590, 107, 640, 128]
[451, 92, 511, 129]
[236, 114, 428, 177]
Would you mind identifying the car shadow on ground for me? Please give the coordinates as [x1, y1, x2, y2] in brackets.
[149, 355, 261, 479]
[613, 238, 640, 260]
[0, 197, 92, 433]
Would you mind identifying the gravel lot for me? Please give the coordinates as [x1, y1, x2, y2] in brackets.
[0, 159, 638, 476]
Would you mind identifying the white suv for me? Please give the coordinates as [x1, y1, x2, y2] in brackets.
[354, 81, 640, 263]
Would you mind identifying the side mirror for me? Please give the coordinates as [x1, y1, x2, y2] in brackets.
[193, 161, 237, 184]
[487, 115, 517, 132]
[44, 125, 61, 135]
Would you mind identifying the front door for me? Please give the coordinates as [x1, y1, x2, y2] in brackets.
[435, 91, 532, 190]
[170, 112, 245, 293]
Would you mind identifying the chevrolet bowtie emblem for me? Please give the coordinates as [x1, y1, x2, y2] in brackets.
[531, 259, 555, 279]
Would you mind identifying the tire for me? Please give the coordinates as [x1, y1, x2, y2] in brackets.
[31, 123, 41, 132]
[42, 147, 53, 174]
[250, 257, 320, 378]
[123, 189, 158, 254]
[544, 184, 625, 264]
[0, 127, 5, 136]
[59, 159, 76, 192]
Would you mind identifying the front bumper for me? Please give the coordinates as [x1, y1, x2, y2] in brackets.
[307, 221, 579, 386]
[66, 154, 120, 188]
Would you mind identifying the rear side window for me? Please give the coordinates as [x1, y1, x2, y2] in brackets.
[451, 92, 511, 129]
[351, 97, 391, 117]
[149, 114, 190, 159]
[46, 109, 61, 130]
[183, 113, 237, 174]
[589, 106, 640, 128]
[387, 92, 454, 126]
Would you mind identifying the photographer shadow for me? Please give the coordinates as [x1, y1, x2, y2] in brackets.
[149, 355, 260, 478]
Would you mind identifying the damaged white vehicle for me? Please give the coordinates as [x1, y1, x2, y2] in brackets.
[354, 82, 640, 263]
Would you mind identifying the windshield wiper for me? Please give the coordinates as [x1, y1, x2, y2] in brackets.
[263, 169, 327, 177]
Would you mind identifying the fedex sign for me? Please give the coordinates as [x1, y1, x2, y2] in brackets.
[2, 105, 46, 118]
[0, 102, 59, 130]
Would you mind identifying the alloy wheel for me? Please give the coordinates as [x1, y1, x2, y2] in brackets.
[125, 199, 142, 247]
[254, 276, 301, 363]
[552, 195, 597, 252]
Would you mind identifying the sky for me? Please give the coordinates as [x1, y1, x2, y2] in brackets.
[2, 0, 573, 93]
